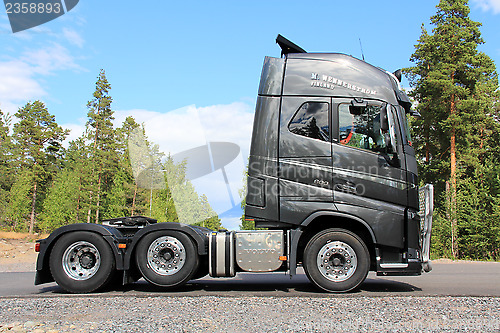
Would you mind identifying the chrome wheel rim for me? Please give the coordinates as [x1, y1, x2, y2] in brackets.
[317, 240, 357, 282]
[62, 241, 101, 281]
[147, 236, 186, 276]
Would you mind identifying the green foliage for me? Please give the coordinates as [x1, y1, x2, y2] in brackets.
[5, 169, 33, 232]
[39, 169, 79, 232]
[0, 109, 14, 225]
[10, 101, 68, 233]
[406, 0, 500, 260]
[239, 219, 256, 230]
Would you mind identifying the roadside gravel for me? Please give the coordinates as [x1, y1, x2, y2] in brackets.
[2, 237, 499, 332]
[0, 296, 499, 332]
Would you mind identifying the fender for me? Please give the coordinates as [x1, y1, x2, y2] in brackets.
[300, 211, 377, 244]
[123, 222, 209, 270]
[35, 223, 126, 285]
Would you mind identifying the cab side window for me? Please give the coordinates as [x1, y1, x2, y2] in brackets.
[289, 102, 329, 142]
[338, 103, 387, 153]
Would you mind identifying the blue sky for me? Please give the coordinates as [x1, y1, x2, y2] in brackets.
[1, 0, 500, 229]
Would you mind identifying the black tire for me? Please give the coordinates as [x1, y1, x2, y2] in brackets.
[49, 231, 116, 293]
[135, 230, 199, 288]
[303, 228, 369, 292]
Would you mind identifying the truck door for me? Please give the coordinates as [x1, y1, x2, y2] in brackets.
[279, 97, 334, 224]
[332, 98, 407, 248]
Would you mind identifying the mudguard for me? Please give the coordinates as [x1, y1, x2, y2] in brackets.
[35, 223, 126, 285]
[123, 222, 209, 270]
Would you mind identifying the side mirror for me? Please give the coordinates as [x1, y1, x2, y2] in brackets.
[380, 104, 389, 131]
[381, 104, 399, 164]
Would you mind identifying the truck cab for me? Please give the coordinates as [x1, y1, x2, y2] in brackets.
[245, 35, 430, 290]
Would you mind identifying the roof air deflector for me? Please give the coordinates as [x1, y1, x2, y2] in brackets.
[276, 34, 307, 57]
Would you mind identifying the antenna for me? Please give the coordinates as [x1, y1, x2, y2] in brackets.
[359, 38, 365, 61]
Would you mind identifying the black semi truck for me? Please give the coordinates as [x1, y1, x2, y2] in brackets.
[34, 35, 433, 293]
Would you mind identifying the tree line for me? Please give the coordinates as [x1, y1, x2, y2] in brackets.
[0, 70, 221, 234]
[406, 0, 500, 260]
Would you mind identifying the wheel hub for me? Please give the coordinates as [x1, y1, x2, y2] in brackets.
[79, 252, 96, 269]
[317, 241, 357, 282]
[159, 248, 174, 261]
[147, 236, 186, 276]
[62, 241, 101, 281]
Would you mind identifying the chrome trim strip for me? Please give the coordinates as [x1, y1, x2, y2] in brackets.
[380, 263, 409, 269]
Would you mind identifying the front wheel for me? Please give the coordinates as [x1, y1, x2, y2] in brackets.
[303, 229, 369, 292]
[135, 230, 199, 288]
[49, 231, 116, 293]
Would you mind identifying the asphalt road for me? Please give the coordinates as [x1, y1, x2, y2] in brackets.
[1, 261, 499, 298]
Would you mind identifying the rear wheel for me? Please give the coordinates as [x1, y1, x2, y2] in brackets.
[135, 230, 199, 288]
[49, 231, 116, 293]
[303, 228, 369, 292]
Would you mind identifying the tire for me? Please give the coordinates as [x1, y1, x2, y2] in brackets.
[303, 228, 369, 292]
[135, 230, 199, 288]
[49, 231, 116, 293]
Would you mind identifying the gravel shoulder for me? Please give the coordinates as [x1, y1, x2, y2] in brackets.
[1, 296, 499, 332]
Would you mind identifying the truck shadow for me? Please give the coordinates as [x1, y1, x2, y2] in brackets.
[110, 275, 422, 295]
[360, 278, 422, 293]
[37, 274, 421, 296]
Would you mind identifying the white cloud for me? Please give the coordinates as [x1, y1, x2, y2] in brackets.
[62, 28, 84, 48]
[0, 101, 21, 119]
[61, 119, 86, 146]
[0, 42, 83, 115]
[472, 0, 500, 14]
[114, 102, 254, 158]
[0, 60, 46, 100]
[21, 42, 83, 75]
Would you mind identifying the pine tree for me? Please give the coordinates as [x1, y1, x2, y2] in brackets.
[85, 70, 118, 223]
[406, 0, 500, 259]
[12, 101, 68, 233]
[112, 116, 147, 217]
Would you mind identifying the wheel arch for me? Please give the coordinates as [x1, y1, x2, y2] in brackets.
[123, 222, 208, 271]
[297, 211, 377, 268]
[35, 224, 124, 285]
